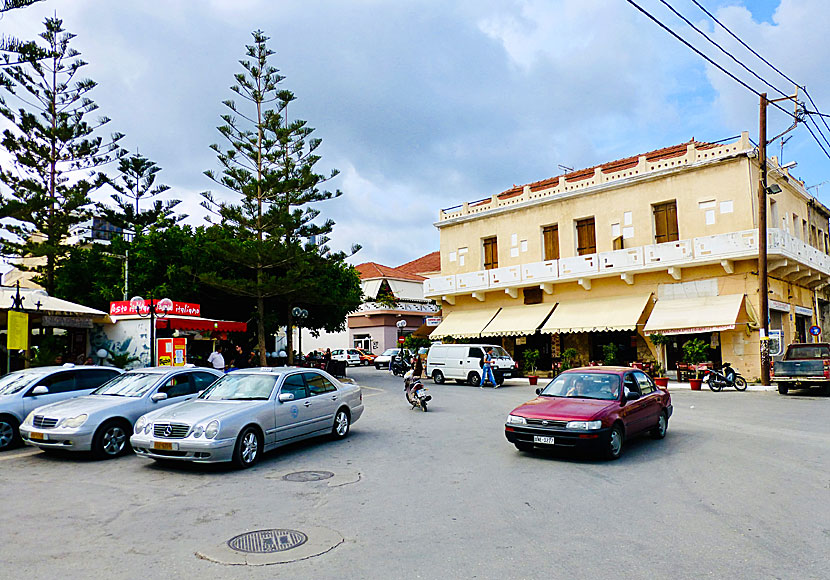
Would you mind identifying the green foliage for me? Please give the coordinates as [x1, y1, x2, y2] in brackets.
[403, 336, 431, 352]
[28, 335, 63, 367]
[682, 338, 709, 365]
[523, 348, 540, 375]
[648, 333, 672, 346]
[561, 348, 580, 371]
[650, 360, 666, 378]
[107, 350, 139, 370]
[0, 17, 124, 293]
[602, 343, 619, 366]
[0, 1, 46, 62]
[374, 281, 398, 309]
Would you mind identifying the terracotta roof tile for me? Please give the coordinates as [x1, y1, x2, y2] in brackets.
[355, 262, 425, 282]
[397, 251, 440, 275]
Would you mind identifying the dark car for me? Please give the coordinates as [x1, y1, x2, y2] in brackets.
[504, 366, 672, 460]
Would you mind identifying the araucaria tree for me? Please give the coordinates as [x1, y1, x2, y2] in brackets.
[0, 17, 124, 293]
[202, 30, 359, 365]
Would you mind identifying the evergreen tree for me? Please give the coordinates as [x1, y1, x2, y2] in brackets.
[0, 1, 46, 76]
[0, 17, 124, 293]
[202, 30, 360, 364]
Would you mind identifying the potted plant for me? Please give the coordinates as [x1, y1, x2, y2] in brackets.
[561, 348, 580, 371]
[650, 360, 669, 388]
[523, 349, 540, 385]
[601, 343, 619, 366]
[682, 338, 710, 391]
[648, 333, 671, 378]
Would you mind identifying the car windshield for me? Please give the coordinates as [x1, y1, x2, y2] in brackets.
[381, 349, 399, 356]
[92, 373, 158, 397]
[200, 374, 277, 401]
[0, 370, 49, 396]
[787, 345, 830, 359]
[539, 373, 621, 400]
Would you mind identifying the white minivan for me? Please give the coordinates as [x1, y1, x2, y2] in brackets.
[426, 344, 517, 386]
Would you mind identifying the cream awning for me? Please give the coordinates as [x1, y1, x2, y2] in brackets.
[644, 294, 753, 335]
[480, 303, 555, 337]
[0, 288, 106, 317]
[430, 308, 501, 339]
[361, 280, 382, 301]
[540, 294, 652, 334]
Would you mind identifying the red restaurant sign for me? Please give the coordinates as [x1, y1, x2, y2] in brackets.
[109, 300, 200, 317]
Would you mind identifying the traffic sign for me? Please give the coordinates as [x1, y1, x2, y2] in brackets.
[809, 325, 821, 336]
[398, 336, 405, 344]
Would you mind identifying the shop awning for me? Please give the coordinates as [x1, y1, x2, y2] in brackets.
[0, 288, 106, 317]
[361, 279, 382, 300]
[540, 294, 652, 334]
[156, 317, 247, 333]
[644, 294, 754, 335]
[430, 308, 500, 339]
[480, 303, 555, 337]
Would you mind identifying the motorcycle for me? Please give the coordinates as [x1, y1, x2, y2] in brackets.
[702, 362, 747, 392]
[404, 371, 431, 411]
[391, 355, 411, 377]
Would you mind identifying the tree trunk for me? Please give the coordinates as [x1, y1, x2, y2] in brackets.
[257, 294, 267, 367]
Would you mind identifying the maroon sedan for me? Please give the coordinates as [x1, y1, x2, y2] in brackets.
[504, 366, 672, 460]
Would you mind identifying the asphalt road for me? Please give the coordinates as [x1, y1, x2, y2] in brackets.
[1, 367, 828, 579]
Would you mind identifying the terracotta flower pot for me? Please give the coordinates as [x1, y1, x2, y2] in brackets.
[689, 378, 702, 391]
[653, 377, 669, 388]
[528, 376, 538, 386]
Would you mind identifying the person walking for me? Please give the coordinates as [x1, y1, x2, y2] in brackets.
[480, 347, 498, 388]
[207, 345, 225, 371]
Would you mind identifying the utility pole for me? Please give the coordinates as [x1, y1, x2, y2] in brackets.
[758, 93, 770, 386]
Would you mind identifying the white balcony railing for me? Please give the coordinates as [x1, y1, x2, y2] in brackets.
[425, 228, 830, 298]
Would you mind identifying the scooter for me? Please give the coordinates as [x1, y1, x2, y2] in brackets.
[391, 355, 411, 377]
[404, 371, 431, 411]
[702, 362, 747, 391]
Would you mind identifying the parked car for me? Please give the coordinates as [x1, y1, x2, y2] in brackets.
[504, 367, 672, 460]
[374, 348, 401, 370]
[0, 365, 122, 451]
[771, 342, 830, 395]
[426, 344, 517, 385]
[130, 367, 364, 468]
[355, 348, 377, 366]
[331, 348, 361, 366]
[19, 366, 222, 459]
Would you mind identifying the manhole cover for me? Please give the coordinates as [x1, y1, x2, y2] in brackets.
[227, 529, 308, 553]
[282, 470, 335, 482]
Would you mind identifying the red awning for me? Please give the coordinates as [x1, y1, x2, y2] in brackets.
[156, 317, 247, 333]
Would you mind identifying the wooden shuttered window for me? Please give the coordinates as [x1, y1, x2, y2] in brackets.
[483, 237, 498, 270]
[653, 201, 679, 243]
[543, 225, 559, 260]
[575, 217, 596, 256]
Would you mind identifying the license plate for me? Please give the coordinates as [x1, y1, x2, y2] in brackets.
[153, 441, 176, 451]
[533, 436, 555, 445]
[415, 389, 425, 397]
[502, 371, 512, 377]
[30, 431, 46, 441]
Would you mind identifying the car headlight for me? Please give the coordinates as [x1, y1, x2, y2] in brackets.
[23, 411, 35, 427]
[135, 417, 146, 434]
[506, 414, 526, 425]
[204, 420, 220, 439]
[192, 425, 204, 438]
[58, 414, 88, 429]
[566, 420, 602, 430]
[144, 422, 153, 435]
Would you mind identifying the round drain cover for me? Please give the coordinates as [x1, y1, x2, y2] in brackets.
[227, 529, 308, 553]
[283, 470, 335, 482]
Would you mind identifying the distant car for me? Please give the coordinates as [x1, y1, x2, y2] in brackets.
[130, 367, 364, 468]
[504, 367, 672, 460]
[0, 365, 122, 451]
[355, 348, 377, 366]
[374, 348, 401, 370]
[331, 348, 361, 366]
[19, 366, 221, 459]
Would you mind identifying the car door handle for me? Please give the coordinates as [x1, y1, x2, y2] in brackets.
[303, 401, 312, 407]
[331, 395, 338, 401]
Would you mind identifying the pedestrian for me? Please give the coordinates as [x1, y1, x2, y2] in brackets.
[207, 345, 225, 371]
[324, 348, 332, 364]
[232, 345, 248, 369]
[413, 353, 423, 378]
[480, 347, 497, 388]
[84, 356, 94, 365]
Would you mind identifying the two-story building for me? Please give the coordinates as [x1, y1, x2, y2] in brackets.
[425, 132, 830, 380]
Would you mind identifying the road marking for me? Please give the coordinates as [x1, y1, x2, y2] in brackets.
[358, 386, 386, 398]
[0, 449, 40, 462]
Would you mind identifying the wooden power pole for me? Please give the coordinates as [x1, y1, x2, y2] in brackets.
[758, 93, 770, 386]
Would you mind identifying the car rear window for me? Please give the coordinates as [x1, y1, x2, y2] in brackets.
[786, 345, 830, 359]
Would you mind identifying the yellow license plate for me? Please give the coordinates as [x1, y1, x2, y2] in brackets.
[30, 431, 45, 441]
[153, 441, 173, 451]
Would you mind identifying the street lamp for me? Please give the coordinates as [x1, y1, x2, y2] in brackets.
[132, 296, 172, 367]
[396, 319, 407, 353]
[292, 307, 308, 362]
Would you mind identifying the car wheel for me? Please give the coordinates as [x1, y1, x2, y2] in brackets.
[515, 442, 533, 452]
[375, 364, 382, 370]
[651, 411, 668, 439]
[734, 376, 747, 391]
[432, 370, 445, 384]
[92, 420, 131, 459]
[0, 415, 21, 451]
[362, 359, 368, 366]
[332, 408, 350, 439]
[777, 384, 788, 395]
[605, 424, 624, 460]
[233, 426, 261, 469]
[468, 371, 481, 386]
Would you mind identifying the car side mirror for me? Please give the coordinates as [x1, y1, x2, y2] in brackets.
[535, 388, 542, 395]
[278, 393, 294, 403]
[625, 391, 641, 401]
[151, 392, 168, 402]
[31, 385, 49, 396]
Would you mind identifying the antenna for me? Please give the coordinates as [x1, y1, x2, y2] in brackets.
[558, 164, 573, 173]
[779, 135, 792, 163]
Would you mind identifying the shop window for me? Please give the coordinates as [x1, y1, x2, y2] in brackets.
[542, 225, 559, 260]
[575, 217, 596, 256]
[653, 200, 679, 243]
[483, 237, 498, 270]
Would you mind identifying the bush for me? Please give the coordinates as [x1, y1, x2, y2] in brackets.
[561, 348, 580, 371]
[523, 349, 540, 375]
[601, 343, 619, 366]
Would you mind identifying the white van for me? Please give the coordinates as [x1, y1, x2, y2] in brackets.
[426, 344, 517, 385]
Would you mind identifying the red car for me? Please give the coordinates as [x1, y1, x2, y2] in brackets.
[504, 366, 672, 460]
[355, 349, 377, 366]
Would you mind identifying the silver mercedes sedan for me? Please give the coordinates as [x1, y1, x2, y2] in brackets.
[130, 367, 364, 468]
[19, 366, 222, 458]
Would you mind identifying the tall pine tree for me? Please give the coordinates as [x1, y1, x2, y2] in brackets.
[202, 30, 359, 364]
[0, 17, 124, 293]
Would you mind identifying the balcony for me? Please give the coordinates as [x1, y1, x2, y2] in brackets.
[424, 228, 830, 301]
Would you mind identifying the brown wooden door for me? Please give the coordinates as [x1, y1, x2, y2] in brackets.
[575, 218, 596, 256]
[653, 201, 678, 243]
[483, 237, 498, 270]
[543, 225, 559, 260]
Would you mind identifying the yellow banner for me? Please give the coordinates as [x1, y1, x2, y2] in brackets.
[7, 310, 29, 350]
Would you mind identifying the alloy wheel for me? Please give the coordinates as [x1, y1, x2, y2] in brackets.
[0, 421, 14, 449]
[102, 426, 127, 456]
[241, 431, 258, 464]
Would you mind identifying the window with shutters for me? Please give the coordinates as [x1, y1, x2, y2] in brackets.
[653, 201, 678, 243]
[575, 218, 596, 256]
[483, 237, 498, 270]
[542, 225, 559, 260]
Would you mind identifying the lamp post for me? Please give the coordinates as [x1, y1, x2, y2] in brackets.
[396, 319, 407, 356]
[132, 296, 172, 367]
[292, 307, 308, 362]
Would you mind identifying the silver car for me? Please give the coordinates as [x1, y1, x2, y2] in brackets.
[130, 367, 364, 468]
[19, 366, 222, 458]
[0, 365, 122, 451]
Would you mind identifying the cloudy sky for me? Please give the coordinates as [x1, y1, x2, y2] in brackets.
[3, 0, 829, 268]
